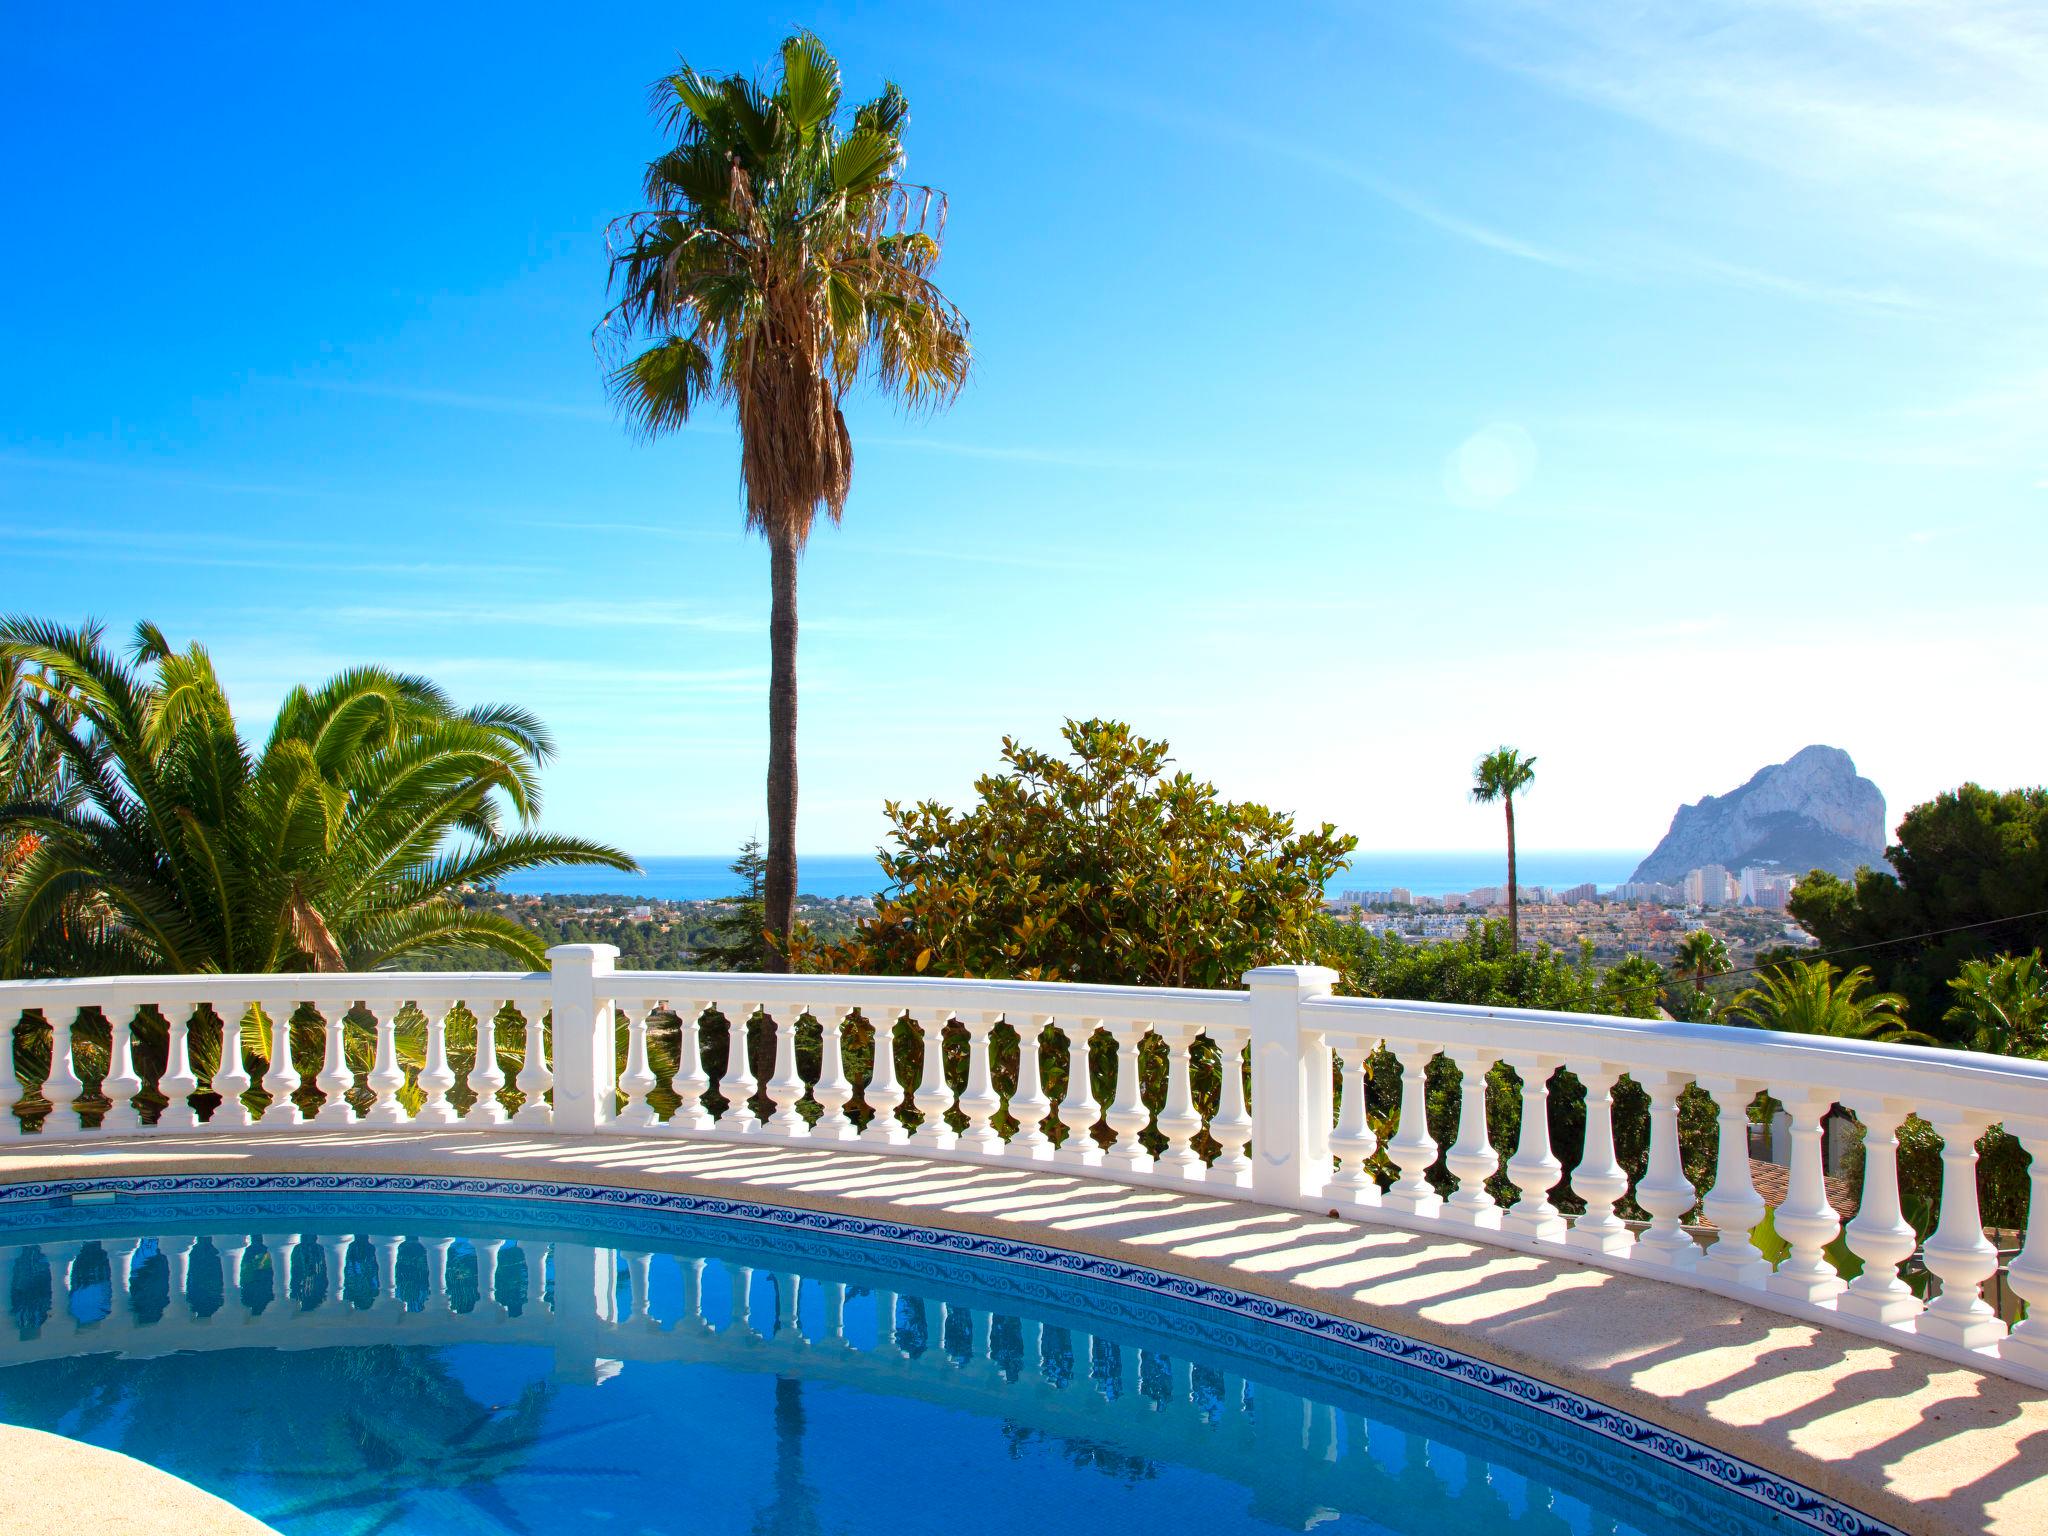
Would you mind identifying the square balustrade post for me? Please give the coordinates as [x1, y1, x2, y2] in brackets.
[547, 944, 619, 1134]
[1245, 964, 1339, 1206]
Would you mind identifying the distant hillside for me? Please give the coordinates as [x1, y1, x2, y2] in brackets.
[1631, 746, 1889, 885]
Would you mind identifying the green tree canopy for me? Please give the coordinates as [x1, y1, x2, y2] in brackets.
[1727, 959, 1928, 1043]
[1319, 917, 1660, 1018]
[807, 719, 1355, 987]
[1788, 783, 2048, 1040]
[0, 618, 634, 975]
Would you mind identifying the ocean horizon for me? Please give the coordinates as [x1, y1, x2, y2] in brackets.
[492, 850, 1648, 903]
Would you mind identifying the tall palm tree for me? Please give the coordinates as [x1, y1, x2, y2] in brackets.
[1470, 746, 1536, 949]
[598, 33, 971, 975]
[1671, 928, 1732, 1003]
[0, 617, 634, 975]
[1728, 959, 1929, 1043]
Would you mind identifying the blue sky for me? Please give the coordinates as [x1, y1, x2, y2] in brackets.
[4, 2, 2043, 858]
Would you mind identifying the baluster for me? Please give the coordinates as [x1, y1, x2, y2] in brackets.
[957, 1012, 1003, 1156]
[1917, 1109, 2005, 1348]
[216, 1235, 251, 1318]
[363, 1007, 409, 1125]
[765, 1006, 810, 1137]
[372, 1235, 405, 1312]
[416, 1238, 455, 1318]
[1207, 1024, 1253, 1186]
[821, 1279, 847, 1346]
[1381, 1041, 1442, 1218]
[1443, 1049, 1501, 1228]
[727, 1262, 755, 1336]
[873, 1288, 900, 1356]
[49, 1241, 81, 1332]
[211, 1005, 254, 1129]
[1006, 1014, 1055, 1160]
[812, 1008, 858, 1140]
[717, 1004, 762, 1133]
[101, 1009, 144, 1133]
[314, 1009, 357, 1125]
[1696, 1078, 1768, 1286]
[465, 1001, 509, 1126]
[511, 1006, 553, 1128]
[1632, 1071, 1699, 1270]
[475, 1238, 506, 1316]
[1155, 1024, 1206, 1179]
[162, 1235, 198, 1320]
[911, 1010, 958, 1149]
[0, 1013, 19, 1138]
[2001, 1119, 2048, 1371]
[37, 1009, 84, 1136]
[263, 1234, 300, 1315]
[105, 1235, 142, 1326]
[259, 1006, 302, 1127]
[665, 1001, 714, 1133]
[1566, 1061, 1632, 1256]
[414, 999, 458, 1126]
[1502, 1055, 1565, 1242]
[677, 1255, 705, 1334]
[159, 1007, 201, 1131]
[1838, 1096, 1923, 1327]
[1765, 1088, 1842, 1301]
[627, 1250, 654, 1325]
[616, 1004, 658, 1130]
[319, 1235, 353, 1307]
[861, 1008, 908, 1145]
[1056, 1020, 1103, 1166]
[1103, 1021, 1155, 1175]
[1328, 1040, 1379, 1206]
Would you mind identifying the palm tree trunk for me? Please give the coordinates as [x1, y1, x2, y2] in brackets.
[765, 529, 799, 967]
[1504, 795, 1519, 951]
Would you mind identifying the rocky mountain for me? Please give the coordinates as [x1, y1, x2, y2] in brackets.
[1631, 746, 1889, 885]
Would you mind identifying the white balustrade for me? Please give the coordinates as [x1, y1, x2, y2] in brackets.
[213, 1005, 254, 1130]
[415, 999, 459, 1126]
[466, 1002, 509, 1126]
[160, 1007, 201, 1130]
[3, 952, 2047, 1389]
[103, 1008, 144, 1132]
[1056, 1020, 1103, 1166]
[862, 1009, 908, 1145]
[615, 1003, 658, 1130]
[1006, 1014, 1054, 1159]
[911, 1010, 957, 1150]
[811, 1008, 857, 1141]
[1103, 1020, 1154, 1175]
[364, 1007, 408, 1125]
[717, 1005, 761, 1134]
[260, 1008, 301, 1127]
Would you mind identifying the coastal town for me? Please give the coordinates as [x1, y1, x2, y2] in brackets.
[1328, 861, 1817, 969]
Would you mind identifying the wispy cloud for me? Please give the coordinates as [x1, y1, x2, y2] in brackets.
[331, 598, 758, 633]
[290, 377, 616, 422]
[0, 523, 543, 578]
[0, 451, 357, 500]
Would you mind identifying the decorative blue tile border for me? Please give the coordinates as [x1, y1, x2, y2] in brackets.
[0, 1170, 1900, 1536]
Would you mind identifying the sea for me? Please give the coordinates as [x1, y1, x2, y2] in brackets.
[492, 850, 1646, 903]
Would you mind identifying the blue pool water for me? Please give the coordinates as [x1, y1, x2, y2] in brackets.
[0, 1186, 1864, 1536]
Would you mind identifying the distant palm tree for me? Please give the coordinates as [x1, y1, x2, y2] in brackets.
[1470, 746, 1536, 949]
[598, 34, 971, 977]
[1729, 959, 1929, 1043]
[1944, 950, 2048, 1058]
[1671, 928, 1732, 1004]
[0, 617, 633, 976]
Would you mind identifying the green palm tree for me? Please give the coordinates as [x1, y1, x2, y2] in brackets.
[1944, 950, 2048, 1058]
[598, 33, 971, 974]
[1470, 746, 1536, 949]
[1729, 959, 1930, 1043]
[0, 617, 634, 976]
[1671, 928, 1732, 1005]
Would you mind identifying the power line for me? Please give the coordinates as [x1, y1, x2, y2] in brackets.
[1676, 906, 2048, 986]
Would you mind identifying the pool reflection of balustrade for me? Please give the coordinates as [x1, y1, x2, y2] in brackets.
[4, 947, 2047, 1389]
[0, 1228, 1646, 1533]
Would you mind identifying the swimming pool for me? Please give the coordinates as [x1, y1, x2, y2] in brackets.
[0, 1176, 1890, 1536]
